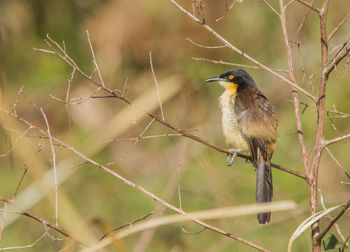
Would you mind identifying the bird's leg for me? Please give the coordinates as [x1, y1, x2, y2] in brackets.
[226, 148, 242, 166]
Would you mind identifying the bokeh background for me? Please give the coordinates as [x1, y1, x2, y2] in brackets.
[0, 0, 349, 251]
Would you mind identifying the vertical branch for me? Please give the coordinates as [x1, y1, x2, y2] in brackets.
[309, 0, 329, 251]
[86, 30, 105, 87]
[279, 0, 309, 174]
[40, 108, 58, 226]
[149, 52, 165, 121]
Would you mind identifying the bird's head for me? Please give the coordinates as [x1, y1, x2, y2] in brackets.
[204, 69, 256, 93]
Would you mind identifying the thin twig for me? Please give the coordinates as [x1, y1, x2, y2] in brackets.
[192, 57, 289, 73]
[279, 1, 309, 175]
[259, 0, 281, 16]
[309, 39, 350, 81]
[86, 30, 105, 87]
[40, 108, 58, 226]
[121, 77, 129, 97]
[186, 38, 226, 49]
[317, 200, 350, 242]
[181, 226, 206, 235]
[318, 189, 347, 243]
[12, 144, 43, 200]
[149, 52, 165, 121]
[0, 195, 77, 242]
[328, 13, 350, 41]
[0, 127, 33, 158]
[99, 212, 154, 240]
[1, 233, 47, 250]
[215, 0, 240, 22]
[324, 45, 350, 79]
[325, 132, 350, 146]
[325, 147, 350, 178]
[296, 0, 320, 14]
[107, 119, 155, 164]
[109, 133, 184, 142]
[65, 69, 75, 146]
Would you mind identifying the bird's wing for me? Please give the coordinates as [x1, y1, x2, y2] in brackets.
[234, 87, 278, 163]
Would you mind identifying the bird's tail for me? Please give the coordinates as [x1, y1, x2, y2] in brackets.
[256, 160, 273, 224]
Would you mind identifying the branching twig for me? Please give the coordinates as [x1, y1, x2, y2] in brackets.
[0, 195, 77, 242]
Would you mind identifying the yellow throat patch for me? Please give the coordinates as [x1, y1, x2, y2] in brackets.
[219, 81, 238, 95]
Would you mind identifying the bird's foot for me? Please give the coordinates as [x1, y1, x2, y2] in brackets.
[226, 148, 242, 166]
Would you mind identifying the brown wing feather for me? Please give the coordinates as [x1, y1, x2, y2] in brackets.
[234, 87, 278, 163]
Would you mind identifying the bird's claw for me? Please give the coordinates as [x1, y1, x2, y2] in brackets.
[226, 149, 241, 166]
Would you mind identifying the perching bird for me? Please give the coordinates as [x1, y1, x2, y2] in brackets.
[205, 69, 278, 224]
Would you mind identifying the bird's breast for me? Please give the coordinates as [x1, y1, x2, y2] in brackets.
[219, 91, 249, 152]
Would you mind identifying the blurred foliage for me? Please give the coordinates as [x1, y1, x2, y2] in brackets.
[0, 0, 349, 251]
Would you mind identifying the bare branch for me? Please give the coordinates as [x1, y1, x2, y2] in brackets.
[324, 44, 350, 79]
[192, 57, 289, 72]
[0, 195, 77, 242]
[325, 147, 349, 178]
[309, 39, 350, 81]
[40, 108, 58, 226]
[109, 133, 184, 142]
[0, 127, 33, 158]
[296, 0, 320, 14]
[1, 233, 47, 250]
[99, 212, 154, 240]
[319, 189, 347, 243]
[328, 13, 350, 41]
[186, 38, 226, 49]
[325, 132, 350, 146]
[317, 200, 350, 242]
[121, 77, 129, 97]
[259, 0, 281, 17]
[181, 226, 206, 235]
[279, 1, 309, 174]
[86, 30, 105, 87]
[215, 0, 241, 22]
[149, 52, 165, 121]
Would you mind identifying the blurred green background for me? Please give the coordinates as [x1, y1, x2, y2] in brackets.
[0, 0, 349, 251]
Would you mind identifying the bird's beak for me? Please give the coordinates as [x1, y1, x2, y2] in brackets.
[204, 77, 225, 83]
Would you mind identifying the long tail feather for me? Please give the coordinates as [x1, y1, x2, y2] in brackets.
[256, 161, 273, 224]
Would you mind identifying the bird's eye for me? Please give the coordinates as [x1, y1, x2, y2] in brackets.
[228, 74, 234, 80]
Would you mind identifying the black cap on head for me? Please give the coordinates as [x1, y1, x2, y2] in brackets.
[205, 68, 256, 89]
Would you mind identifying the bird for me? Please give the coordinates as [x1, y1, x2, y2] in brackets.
[204, 69, 278, 224]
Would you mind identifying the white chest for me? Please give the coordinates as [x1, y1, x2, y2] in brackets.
[219, 92, 249, 152]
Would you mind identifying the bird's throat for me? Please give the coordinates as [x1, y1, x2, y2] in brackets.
[219, 81, 238, 95]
